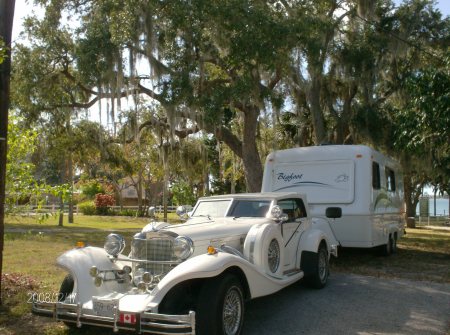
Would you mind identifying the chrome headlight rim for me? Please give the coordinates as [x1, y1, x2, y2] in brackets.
[173, 236, 194, 260]
[104, 233, 126, 257]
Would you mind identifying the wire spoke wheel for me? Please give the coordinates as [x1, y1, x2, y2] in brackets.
[197, 274, 245, 335]
[222, 286, 243, 335]
[302, 243, 329, 289]
[318, 247, 328, 282]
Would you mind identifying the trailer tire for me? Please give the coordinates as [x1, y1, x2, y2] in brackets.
[391, 234, 397, 254]
[380, 235, 392, 256]
[302, 243, 329, 289]
[196, 274, 244, 335]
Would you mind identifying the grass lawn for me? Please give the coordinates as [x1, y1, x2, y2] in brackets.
[4, 213, 180, 231]
[1, 218, 449, 334]
[331, 227, 450, 283]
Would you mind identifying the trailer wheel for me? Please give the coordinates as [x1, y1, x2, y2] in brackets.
[380, 235, 392, 256]
[196, 274, 245, 335]
[303, 243, 329, 289]
[391, 234, 398, 254]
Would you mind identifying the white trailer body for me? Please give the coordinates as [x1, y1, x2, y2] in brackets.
[262, 145, 405, 250]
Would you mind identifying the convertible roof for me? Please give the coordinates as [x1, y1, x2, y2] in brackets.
[197, 192, 303, 201]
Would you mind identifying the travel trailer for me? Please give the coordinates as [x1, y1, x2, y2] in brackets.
[262, 145, 405, 255]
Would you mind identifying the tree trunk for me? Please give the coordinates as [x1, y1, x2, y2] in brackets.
[68, 152, 74, 223]
[231, 153, 236, 194]
[137, 172, 143, 215]
[163, 168, 168, 221]
[203, 149, 210, 196]
[113, 182, 123, 210]
[0, 0, 16, 306]
[58, 194, 64, 226]
[447, 187, 450, 218]
[337, 84, 357, 144]
[403, 173, 424, 228]
[308, 73, 327, 145]
[58, 161, 66, 226]
[433, 186, 438, 217]
[65, 117, 74, 223]
[213, 106, 263, 193]
[241, 106, 263, 192]
[203, 170, 210, 196]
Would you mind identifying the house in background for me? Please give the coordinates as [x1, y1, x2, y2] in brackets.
[118, 178, 164, 207]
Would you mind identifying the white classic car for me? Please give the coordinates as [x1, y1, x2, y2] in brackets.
[33, 192, 341, 335]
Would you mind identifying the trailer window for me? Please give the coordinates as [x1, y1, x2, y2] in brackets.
[385, 167, 396, 192]
[372, 162, 381, 190]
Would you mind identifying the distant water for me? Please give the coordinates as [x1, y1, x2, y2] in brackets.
[416, 198, 449, 216]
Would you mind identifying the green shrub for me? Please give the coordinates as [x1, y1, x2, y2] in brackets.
[78, 201, 96, 215]
[80, 180, 105, 199]
[116, 209, 138, 217]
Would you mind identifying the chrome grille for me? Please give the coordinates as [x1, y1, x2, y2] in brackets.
[131, 234, 176, 277]
[133, 239, 173, 261]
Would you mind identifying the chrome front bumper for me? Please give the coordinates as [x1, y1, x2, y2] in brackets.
[32, 301, 195, 334]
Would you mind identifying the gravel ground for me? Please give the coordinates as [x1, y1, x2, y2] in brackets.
[243, 273, 450, 335]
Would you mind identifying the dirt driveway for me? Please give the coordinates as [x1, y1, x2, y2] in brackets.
[243, 273, 450, 335]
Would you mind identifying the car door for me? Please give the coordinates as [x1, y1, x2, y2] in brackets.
[277, 198, 309, 271]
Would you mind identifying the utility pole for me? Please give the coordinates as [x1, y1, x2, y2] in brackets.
[0, 0, 16, 305]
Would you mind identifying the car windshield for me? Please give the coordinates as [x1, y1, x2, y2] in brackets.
[191, 199, 272, 218]
[228, 200, 271, 217]
[191, 200, 231, 217]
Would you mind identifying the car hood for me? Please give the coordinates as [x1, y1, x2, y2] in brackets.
[163, 217, 269, 240]
[160, 217, 270, 254]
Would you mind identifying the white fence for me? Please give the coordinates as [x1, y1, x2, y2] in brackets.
[11, 204, 181, 215]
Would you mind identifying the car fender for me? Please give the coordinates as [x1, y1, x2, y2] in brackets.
[150, 252, 302, 310]
[56, 246, 131, 304]
[297, 228, 329, 261]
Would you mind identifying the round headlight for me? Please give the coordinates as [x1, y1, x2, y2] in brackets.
[173, 236, 194, 260]
[104, 233, 126, 257]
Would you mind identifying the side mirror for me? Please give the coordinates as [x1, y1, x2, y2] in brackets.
[270, 205, 289, 222]
[326, 207, 342, 219]
[176, 206, 189, 220]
